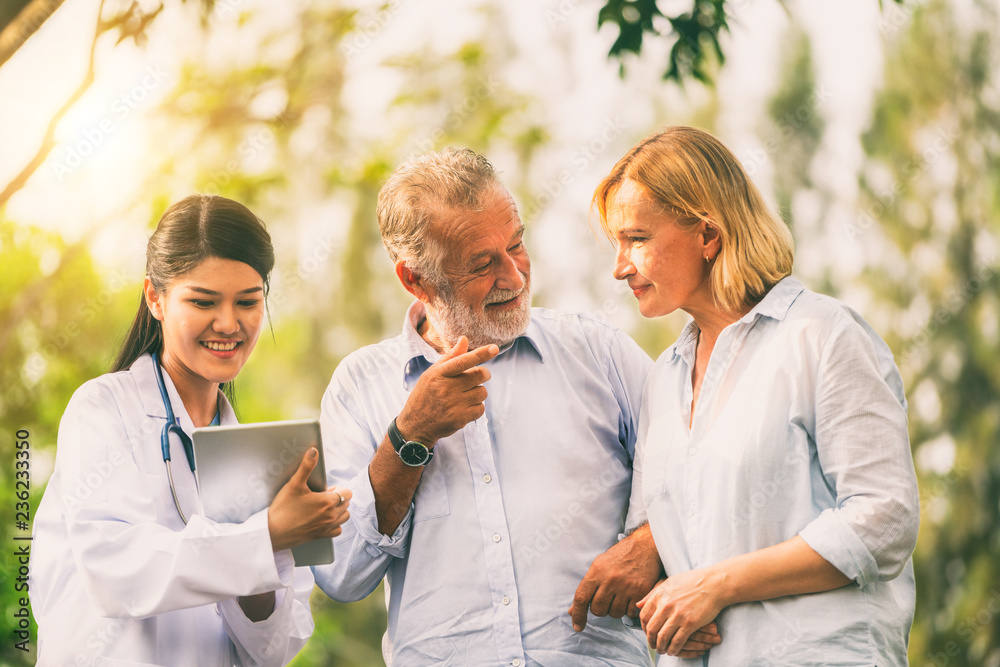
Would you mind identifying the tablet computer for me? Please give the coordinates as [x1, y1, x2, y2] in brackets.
[192, 418, 334, 567]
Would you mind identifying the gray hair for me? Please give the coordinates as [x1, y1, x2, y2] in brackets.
[376, 147, 502, 284]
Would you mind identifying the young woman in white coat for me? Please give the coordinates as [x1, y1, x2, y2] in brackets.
[30, 194, 352, 667]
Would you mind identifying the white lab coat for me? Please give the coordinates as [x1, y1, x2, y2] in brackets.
[30, 354, 315, 667]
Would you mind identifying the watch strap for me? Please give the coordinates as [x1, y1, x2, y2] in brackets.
[388, 417, 434, 465]
[387, 417, 408, 453]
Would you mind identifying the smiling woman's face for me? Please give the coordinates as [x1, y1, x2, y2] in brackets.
[607, 179, 714, 319]
[145, 256, 265, 387]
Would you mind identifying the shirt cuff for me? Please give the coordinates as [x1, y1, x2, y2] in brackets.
[271, 549, 296, 607]
[799, 508, 879, 587]
[624, 506, 648, 534]
[217, 571, 293, 632]
[244, 508, 287, 591]
[351, 466, 413, 559]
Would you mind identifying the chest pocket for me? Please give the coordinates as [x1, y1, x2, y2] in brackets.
[412, 451, 451, 523]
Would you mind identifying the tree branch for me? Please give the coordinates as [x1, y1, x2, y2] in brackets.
[0, 0, 106, 209]
[0, 0, 66, 69]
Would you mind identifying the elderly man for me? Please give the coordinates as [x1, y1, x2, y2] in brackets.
[312, 148, 715, 665]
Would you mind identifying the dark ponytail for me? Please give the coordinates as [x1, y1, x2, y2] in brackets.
[112, 195, 275, 400]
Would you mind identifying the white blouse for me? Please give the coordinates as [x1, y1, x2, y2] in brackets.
[628, 277, 920, 666]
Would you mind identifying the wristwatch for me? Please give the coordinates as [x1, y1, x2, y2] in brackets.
[388, 417, 434, 467]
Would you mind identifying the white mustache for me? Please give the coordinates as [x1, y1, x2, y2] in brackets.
[484, 287, 524, 305]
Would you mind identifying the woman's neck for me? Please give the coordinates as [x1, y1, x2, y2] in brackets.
[686, 302, 750, 344]
[158, 353, 219, 427]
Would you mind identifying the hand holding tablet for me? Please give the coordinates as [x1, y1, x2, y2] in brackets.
[192, 418, 347, 566]
[268, 446, 351, 552]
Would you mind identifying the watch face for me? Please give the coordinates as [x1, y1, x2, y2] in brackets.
[399, 441, 430, 466]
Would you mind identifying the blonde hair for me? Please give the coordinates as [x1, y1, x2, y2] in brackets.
[377, 147, 501, 284]
[593, 126, 794, 313]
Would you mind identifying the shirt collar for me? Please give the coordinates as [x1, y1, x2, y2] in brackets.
[132, 353, 237, 429]
[399, 301, 545, 390]
[667, 275, 805, 364]
[738, 275, 804, 325]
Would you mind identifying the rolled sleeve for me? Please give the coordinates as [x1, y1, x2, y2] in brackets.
[802, 314, 920, 586]
[350, 465, 413, 559]
[312, 370, 413, 602]
[799, 509, 881, 586]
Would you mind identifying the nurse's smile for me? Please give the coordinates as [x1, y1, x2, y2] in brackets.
[201, 339, 242, 356]
[144, 256, 266, 427]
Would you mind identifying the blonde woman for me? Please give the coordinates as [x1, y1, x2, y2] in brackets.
[593, 126, 919, 665]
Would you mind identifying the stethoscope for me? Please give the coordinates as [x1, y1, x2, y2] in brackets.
[152, 351, 200, 524]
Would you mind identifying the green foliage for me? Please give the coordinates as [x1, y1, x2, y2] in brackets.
[596, 0, 904, 84]
[0, 219, 138, 666]
[855, 1, 1000, 663]
[764, 25, 825, 225]
[598, 0, 729, 83]
[288, 586, 387, 667]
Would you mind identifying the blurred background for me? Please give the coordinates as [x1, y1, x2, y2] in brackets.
[1, 0, 998, 664]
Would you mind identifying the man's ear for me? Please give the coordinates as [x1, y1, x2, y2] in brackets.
[395, 261, 432, 303]
[143, 277, 165, 321]
[701, 220, 722, 262]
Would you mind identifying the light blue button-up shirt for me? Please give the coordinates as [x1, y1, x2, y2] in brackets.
[630, 276, 919, 666]
[313, 302, 653, 666]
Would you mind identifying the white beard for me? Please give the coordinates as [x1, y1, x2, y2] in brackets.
[425, 275, 532, 349]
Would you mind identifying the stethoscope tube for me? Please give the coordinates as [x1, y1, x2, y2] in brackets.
[151, 352, 197, 525]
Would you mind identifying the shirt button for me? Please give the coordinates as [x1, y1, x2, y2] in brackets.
[502, 595, 510, 605]
[512, 660, 521, 666]
[492, 533, 501, 543]
[483, 473, 492, 483]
